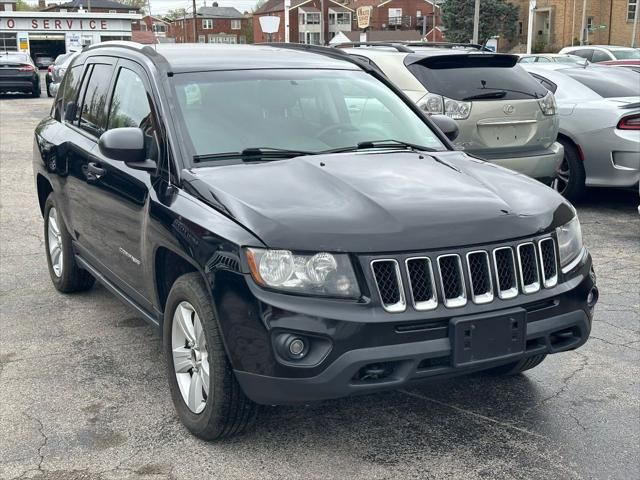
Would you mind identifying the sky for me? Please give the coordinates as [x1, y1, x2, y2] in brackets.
[25, 0, 258, 15]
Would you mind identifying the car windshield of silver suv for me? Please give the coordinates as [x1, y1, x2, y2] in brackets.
[33, 43, 597, 440]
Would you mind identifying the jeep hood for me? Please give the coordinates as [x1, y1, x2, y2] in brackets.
[184, 151, 573, 253]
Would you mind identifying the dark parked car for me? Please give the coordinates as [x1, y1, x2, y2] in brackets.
[0, 52, 40, 97]
[34, 42, 597, 440]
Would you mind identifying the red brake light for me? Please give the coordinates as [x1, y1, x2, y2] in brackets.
[48, 65, 53, 73]
[617, 114, 640, 130]
[19, 64, 35, 72]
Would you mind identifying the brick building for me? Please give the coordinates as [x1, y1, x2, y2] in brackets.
[511, 0, 639, 51]
[169, 4, 250, 44]
[253, 0, 442, 44]
[1, 0, 16, 12]
[131, 15, 172, 42]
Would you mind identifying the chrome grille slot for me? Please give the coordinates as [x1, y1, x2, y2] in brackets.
[406, 257, 437, 311]
[538, 238, 558, 288]
[466, 251, 493, 304]
[370, 259, 406, 313]
[493, 247, 518, 299]
[517, 242, 541, 294]
[437, 254, 466, 308]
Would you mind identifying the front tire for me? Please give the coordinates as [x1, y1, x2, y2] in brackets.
[485, 354, 547, 376]
[164, 273, 257, 440]
[552, 138, 586, 202]
[43, 195, 95, 293]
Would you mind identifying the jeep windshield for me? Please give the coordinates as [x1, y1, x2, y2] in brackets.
[170, 69, 447, 164]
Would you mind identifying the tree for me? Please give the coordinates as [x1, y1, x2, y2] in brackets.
[164, 8, 187, 21]
[442, 0, 519, 45]
[16, 0, 37, 11]
[118, 0, 147, 13]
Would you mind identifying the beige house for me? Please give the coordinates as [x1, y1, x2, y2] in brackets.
[511, 0, 639, 51]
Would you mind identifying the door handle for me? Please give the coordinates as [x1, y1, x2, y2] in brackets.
[87, 162, 106, 180]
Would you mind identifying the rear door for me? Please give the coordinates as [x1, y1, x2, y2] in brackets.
[405, 55, 558, 156]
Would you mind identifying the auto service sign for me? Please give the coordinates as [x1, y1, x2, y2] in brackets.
[1, 17, 126, 31]
[356, 6, 372, 29]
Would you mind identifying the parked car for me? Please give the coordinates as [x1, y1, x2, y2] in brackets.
[35, 42, 597, 440]
[522, 63, 640, 200]
[337, 45, 563, 182]
[599, 59, 640, 73]
[0, 52, 40, 97]
[34, 56, 54, 69]
[518, 53, 588, 66]
[558, 45, 640, 63]
[46, 52, 76, 97]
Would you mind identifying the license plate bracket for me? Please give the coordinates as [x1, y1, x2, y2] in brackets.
[450, 308, 526, 367]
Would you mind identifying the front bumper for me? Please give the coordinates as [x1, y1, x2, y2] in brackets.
[475, 142, 564, 182]
[228, 252, 596, 405]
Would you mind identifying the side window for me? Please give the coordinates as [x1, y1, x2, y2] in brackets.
[55, 64, 83, 121]
[536, 56, 552, 62]
[78, 63, 114, 137]
[530, 73, 557, 93]
[591, 49, 610, 63]
[519, 56, 535, 63]
[573, 49, 593, 61]
[108, 67, 159, 161]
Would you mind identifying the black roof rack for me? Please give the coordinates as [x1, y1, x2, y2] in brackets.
[262, 42, 380, 73]
[402, 41, 492, 52]
[331, 42, 414, 53]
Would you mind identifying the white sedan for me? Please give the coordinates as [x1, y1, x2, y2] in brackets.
[521, 63, 640, 201]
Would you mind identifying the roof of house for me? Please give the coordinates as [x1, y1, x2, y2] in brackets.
[197, 5, 245, 18]
[42, 0, 138, 11]
[254, 0, 314, 14]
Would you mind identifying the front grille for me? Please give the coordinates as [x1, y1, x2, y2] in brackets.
[517, 243, 541, 294]
[538, 238, 558, 288]
[369, 236, 558, 312]
[466, 251, 493, 304]
[437, 254, 467, 308]
[406, 257, 437, 310]
[493, 247, 518, 299]
[370, 259, 406, 312]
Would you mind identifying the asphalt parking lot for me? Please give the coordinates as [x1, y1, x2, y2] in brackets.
[0, 94, 638, 480]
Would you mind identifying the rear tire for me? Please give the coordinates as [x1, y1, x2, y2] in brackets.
[32, 85, 41, 98]
[553, 138, 585, 202]
[485, 354, 547, 376]
[43, 195, 95, 293]
[164, 273, 257, 440]
[46, 82, 52, 97]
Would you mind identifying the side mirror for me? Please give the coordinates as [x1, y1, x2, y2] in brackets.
[431, 114, 460, 142]
[98, 127, 146, 163]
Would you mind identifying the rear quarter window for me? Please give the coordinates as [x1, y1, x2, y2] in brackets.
[406, 56, 549, 101]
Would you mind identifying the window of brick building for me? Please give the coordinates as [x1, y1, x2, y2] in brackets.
[231, 19, 241, 29]
[629, 0, 637, 21]
[202, 19, 213, 29]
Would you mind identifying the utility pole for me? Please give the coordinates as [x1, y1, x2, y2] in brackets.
[284, 0, 290, 42]
[472, 0, 480, 44]
[571, 0, 576, 45]
[320, 0, 325, 45]
[192, 0, 197, 42]
[632, 2, 639, 48]
[526, 0, 535, 54]
[580, 0, 587, 45]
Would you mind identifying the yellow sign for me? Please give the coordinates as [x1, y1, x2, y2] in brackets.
[356, 6, 372, 29]
[19, 40, 28, 50]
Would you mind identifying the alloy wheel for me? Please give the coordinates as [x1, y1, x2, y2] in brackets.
[47, 207, 63, 277]
[171, 301, 210, 414]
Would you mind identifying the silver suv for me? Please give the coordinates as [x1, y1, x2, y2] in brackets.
[339, 45, 563, 182]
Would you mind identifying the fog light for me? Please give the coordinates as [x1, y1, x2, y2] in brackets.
[587, 290, 593, 304]
[288, 338, 306, 357]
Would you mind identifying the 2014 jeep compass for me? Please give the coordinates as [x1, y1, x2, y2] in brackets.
[34, 42, 597, 440]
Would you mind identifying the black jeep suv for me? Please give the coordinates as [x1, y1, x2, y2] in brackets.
[34, 42, 597, 440]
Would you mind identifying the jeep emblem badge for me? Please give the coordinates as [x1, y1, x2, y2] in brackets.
[503, 104, 515, 115]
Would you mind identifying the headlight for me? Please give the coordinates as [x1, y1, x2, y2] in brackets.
[417, 93, 471, 120]
[538, 92, 556, 116]
[246, 248, 360, 298]
[556, 216, 583, 271]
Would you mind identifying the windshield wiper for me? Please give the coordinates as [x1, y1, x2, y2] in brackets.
[193, 147, 315, 164]
[463, 91, 507, 101]
[322, 139, 437, 154]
